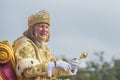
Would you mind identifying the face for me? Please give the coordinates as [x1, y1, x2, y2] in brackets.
[34, 23, 49, 42]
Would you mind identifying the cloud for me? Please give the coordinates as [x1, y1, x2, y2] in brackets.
[0, 0, 120, 67]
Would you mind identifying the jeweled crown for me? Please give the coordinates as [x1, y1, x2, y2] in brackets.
[28, 9, 50, 27]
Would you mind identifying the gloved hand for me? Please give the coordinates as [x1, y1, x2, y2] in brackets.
[55, 59, 71, 72]
[47, 59, 71, 77]
[68, 58, 81, 75]
[68, 58, 80, 66]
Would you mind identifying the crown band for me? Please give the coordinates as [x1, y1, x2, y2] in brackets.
[28, 9, 50, 27]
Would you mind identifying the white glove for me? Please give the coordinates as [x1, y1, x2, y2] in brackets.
[68, 58, 80, 66]
[55, 59, 71, 72]
[68, 58, 81, 75]
[47, 59, 71, 77]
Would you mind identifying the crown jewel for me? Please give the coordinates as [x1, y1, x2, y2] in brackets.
[28, 9, 50, 27]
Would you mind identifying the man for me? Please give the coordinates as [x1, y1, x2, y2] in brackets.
[13, 9, 78, 80]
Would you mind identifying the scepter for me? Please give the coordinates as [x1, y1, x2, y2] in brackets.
[56, 53, 88, 79]
[79, 52, 88, 60]
[69, 52, 88, 63]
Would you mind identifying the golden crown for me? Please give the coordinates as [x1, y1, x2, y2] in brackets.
[28, 9, 50, 27]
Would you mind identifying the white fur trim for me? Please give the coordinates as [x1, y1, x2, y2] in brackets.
[16, 58, 40, 77]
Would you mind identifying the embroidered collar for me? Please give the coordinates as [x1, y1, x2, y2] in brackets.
[35, 41, 46, 48]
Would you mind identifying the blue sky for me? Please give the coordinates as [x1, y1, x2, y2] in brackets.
[0, 0, 120, 67]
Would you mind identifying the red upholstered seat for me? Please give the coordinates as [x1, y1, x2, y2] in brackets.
[0, 61, 18, 80]
[0, 40, 18, 80]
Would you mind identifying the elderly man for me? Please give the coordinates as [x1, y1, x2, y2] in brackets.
[13, 9, 79, 80]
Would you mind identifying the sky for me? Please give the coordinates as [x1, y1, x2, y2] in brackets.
[0, 0, 120, 67]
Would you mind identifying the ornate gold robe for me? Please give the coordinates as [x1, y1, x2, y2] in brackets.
[13, 36, 71, 80]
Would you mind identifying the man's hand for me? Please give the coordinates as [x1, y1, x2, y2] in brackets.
[68, 58, 80, 75]
[68, 58, 80, 66]
[47, 59, 71, 77]
[55, 59, 71, 72]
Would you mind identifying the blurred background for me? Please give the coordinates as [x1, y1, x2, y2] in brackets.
[0, 0, 120, 80]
